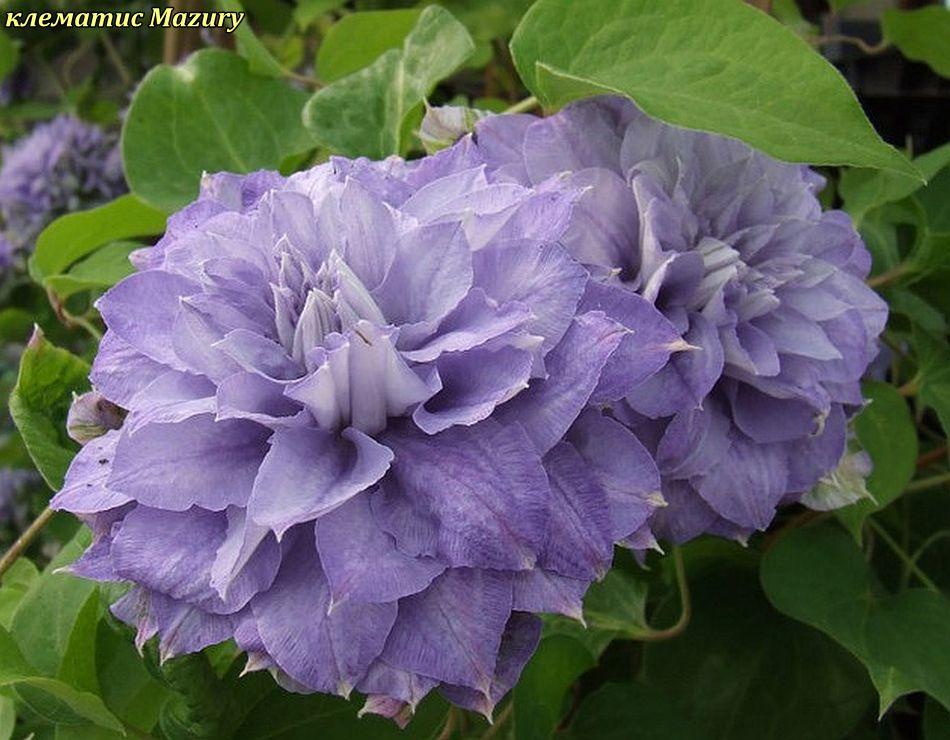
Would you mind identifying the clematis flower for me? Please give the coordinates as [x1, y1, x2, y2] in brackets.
[53, 153, 682, 721]
[0, 115, 125, 253]
[470, 96, 887, 542]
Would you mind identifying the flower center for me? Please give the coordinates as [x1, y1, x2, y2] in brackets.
[272, 247, 386, 372]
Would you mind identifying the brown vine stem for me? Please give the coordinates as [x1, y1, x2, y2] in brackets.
[812, 35, 891, 56]
[437, 707, 458, 740]
[639, 546, 691, 642]
[0, 507, 55, 577]
[163, 0, 183, 64]
[482, 703, 512, 739]
[867, 264, 909, 289]
[46, 287, 103, 341]
[917, 445, 948, 469]
[100, 32, 132, 87]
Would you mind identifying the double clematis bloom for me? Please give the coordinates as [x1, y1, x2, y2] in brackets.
[471, 96, 887, 542]
[54, 150, 683, 721]
[0, 115, 125, 254]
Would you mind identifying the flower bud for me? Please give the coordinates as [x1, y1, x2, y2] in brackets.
[67, 391, 124, 445]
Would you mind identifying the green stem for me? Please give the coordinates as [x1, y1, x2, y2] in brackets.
[900, 530, 950, 590]
[906, 471, 950, 493]
[639, 546, 691, 641]
[0, 507, 55, 577]
[503, 96, 539, 115]
[868, 518, 940, 593]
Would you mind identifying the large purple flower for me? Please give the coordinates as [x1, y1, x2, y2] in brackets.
[471, 97, 887, 542]
[53, 153, 681, 721]
[0, 115, 125, 253]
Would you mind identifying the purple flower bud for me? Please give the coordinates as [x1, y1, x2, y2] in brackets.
[67, 391, 125, 445]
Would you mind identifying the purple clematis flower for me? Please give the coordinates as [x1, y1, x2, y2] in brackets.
[53, 153, 682, 722]
[469, 96, 887, 542]
[0, 115, 125, 253]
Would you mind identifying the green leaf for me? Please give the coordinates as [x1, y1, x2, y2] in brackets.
[9, 328, 90, 490]
[44, 241, 139, 300]
[566, 682, 701, 740]
[924, 698, 950, 740]
[641, 554, 873, 739]
[294, 0, 345, 29]
[510, 0, 918, 178]
[0, 697, 14, 740]
[429, 0, 534, 42]
[836, 383, 918, 542]
[0, 559, 39, 630]
[316, 9, 423, 82]
[303, 6, 475, 158]
[216, 0, 285, 77]
[918, 168, 950, 233]
[0, 30, 17, 83]
[29, 195, 166, 287]
[866, 590, 950, 714]
[762, 522, 950, 715]
[840, 141, 950, 226]
[542, 568, 652, 657]
[882, 7, 950, 79]
[10, 678, 124, 734]
[230, 671, 450, 739]
[94, 620, 170, 733]
[888, 289, 947, 336]
[0, 625, 123, 734]
[513, 636, 595, 740]
[911, 328, 950, 441]
[10, 529, 95, 679]
[122, 49, 311, 212]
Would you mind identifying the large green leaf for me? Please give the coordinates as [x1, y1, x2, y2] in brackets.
[882, 7, 950, 79]
[566, 682, 701, 740]
[542, 567, 653, 657]
[43, 242, 139, 300]
[316, 9, 423, 82]
[840, 142, 950, 227]
[122, 49, 311, 212]
[513, 635, 595, 740]
[910, 328, 950, 443]
[303, 5, 474, 158]
[762, 523, 950, 714]
[10, 529, 95, 679]
[0, 559, 39, 630]
[0, 624, 123, 734]
[29, 195, 166, 288]
[230, 671, 450, 739]
[925, 698, 950, 740]
[836, 383, 918, 541]
[510, 0, 917, 178]
[639, 554, 872, 740]
[8, 329, 90, 490]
